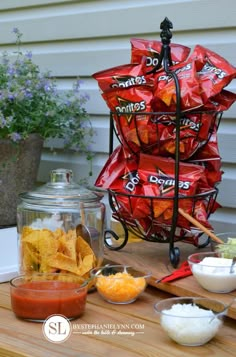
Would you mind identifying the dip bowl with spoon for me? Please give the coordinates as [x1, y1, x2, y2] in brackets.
[154, 297, 226, 346]
[188, 251, 236, 293]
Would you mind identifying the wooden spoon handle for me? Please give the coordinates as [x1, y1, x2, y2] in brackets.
[178, 208, 224, 244]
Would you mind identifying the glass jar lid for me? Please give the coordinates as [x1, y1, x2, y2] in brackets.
[19, 168, 100, 205]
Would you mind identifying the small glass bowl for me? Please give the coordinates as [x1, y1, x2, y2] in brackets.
[188, 251, 236, 293]
[10, 273, 88, 322]
[211, 232, 236, 258]
[154, 297, 226, 346]
[90, 265, 151, 304]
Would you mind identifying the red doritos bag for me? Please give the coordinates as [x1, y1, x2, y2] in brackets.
[152, 61, 203, 112]
[203, 89, 236, 112]
[135, 154, 216, 232]
[150, 112, 217, 160]
[190, 125, 223, 187]
[133, 154, 207, 227]
[102, 86, 159, 153]
[95, 144, 141, 217]
[189, 45, 236, 103]
[95, 145, 139, 192]
[92, 59, 153, 92]
[130, 38, 190, 71]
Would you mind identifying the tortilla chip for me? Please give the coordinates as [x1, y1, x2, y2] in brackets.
[61, 238, 77, 261]
[22, 229, 59, 273]
[153, 200, 172, 218]
[22, 242, 40, 272]
[76, 235, 94, 259]
[66, 229, 77, 241]
[163, 207, 173, 220]
[53, 228, 67, 241]
[126, 127, 149, 145]
[20, 226, 97, 278]
[48, 252, 78, 274]
[22, 226, 34, 238]
[77, 254, 95, 276]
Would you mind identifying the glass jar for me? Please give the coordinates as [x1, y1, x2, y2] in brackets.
[17, 168, 105, 279]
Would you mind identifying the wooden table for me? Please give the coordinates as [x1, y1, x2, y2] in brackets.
[0, 274, 236, 356]
[105, 240, 236, 319]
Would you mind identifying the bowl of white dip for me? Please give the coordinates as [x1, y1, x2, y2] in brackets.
[154, 297, 226, 346]
[188, 251, 236, 293]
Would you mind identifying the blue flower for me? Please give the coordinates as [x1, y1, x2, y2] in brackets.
[25, 51, 32, 59]
[9, 132, 22, 142]
[8, 93, 16, 100]
[7, 66, 16, 76]
[12, 27, 19, 34]
[0, 116, 7, 128]
[23, 89, 33, 98]
[0, 28, 94, 177]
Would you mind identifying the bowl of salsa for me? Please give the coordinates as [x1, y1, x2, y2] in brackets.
[10, 273, 88, 322]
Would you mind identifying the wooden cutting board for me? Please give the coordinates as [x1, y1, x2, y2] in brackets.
[104, 240, 236, 320]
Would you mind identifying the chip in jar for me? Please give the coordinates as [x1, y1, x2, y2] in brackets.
[20, 226, 97, 278]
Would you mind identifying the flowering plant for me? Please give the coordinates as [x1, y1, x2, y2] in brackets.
[0, 28, 94, 173]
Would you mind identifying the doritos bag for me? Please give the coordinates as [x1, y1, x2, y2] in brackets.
[130, 38, 190, 71]
[152, 61, 203, 112]
[92, 59, 153, 92]
[189, 45, 236, 103]
[102, 86, 158, 153]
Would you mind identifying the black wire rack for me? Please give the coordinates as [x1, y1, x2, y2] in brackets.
[104, 17, 222, 267]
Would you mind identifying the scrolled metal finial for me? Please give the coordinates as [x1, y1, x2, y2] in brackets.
[146, 17, 173, 74]
[160, 17, 173, 44]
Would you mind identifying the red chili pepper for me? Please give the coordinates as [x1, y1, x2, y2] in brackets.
[156, 261, 192, 283]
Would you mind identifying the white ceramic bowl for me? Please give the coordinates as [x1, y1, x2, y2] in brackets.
[90, 265, 151, 304]
[154, 297, 226, 346]
[188, 251, 236, 293]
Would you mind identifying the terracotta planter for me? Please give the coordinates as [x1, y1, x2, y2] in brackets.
[0, 134, 44, 226]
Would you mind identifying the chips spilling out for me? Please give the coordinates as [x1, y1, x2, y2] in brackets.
[20, 227, 97, 279]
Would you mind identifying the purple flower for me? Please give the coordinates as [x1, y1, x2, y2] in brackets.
[25, 80, 32, 86]
[12, 27, 19, 34]
[7, 66, 16, 76]
[8, 93, 16, 100]
[0, 28, 93, 168]
[25, 51, 32, 59]
[8, 92, 16, 101]
[82, 93, 90, 101]
[9, 132, 22, 142]
[74, 79, 82, 92]
[23, 89, 33, 99]
[0, 117, 7, 128]
[44, 83, 51, 92]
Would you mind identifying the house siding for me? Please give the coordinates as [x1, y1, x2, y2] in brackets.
[0, 0, 235, 231]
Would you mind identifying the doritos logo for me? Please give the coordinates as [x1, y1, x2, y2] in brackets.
[115, 96, 146, 123]
[199, 61, 226, 79]
[111, 75, 146, 88]
[121, 171, 140, 192]
[148, 174, 190, 194]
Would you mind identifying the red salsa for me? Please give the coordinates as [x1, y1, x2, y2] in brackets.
[11, 280, 87, 321]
